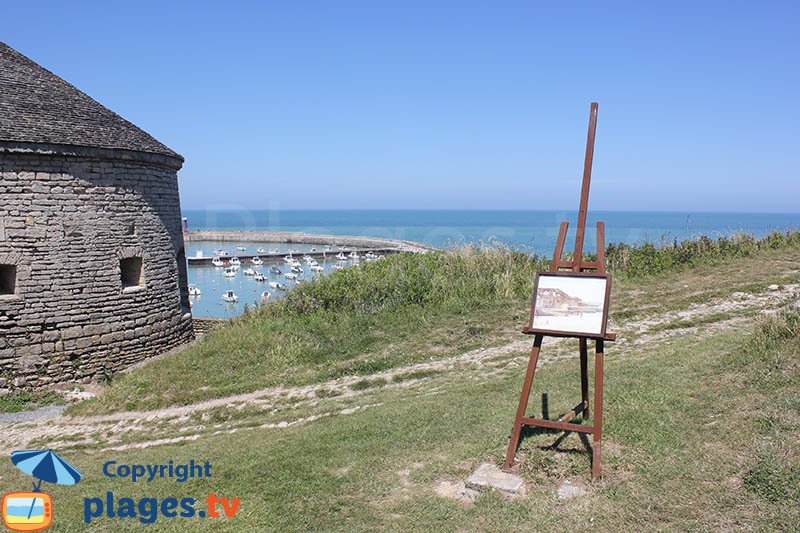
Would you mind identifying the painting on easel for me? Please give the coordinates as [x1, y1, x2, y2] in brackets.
[504, 102, 615, 479]
[528, 272, 611, 338]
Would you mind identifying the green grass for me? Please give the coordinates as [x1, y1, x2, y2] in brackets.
[69, 231, 800, 415]
[0, 390, 61, 413]
[29, 307, 800, 531]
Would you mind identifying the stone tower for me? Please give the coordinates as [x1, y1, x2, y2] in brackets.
[0, 42, 193, 389]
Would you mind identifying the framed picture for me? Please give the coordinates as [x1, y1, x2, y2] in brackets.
[525, 272, 611, 338]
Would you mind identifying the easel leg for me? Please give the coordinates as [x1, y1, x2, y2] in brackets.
[591, 339, 604, 479]
[504, 334, 543, 470]
[580, 338, 589, 419]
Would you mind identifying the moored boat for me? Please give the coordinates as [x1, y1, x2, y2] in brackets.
[221, 290, 238, 303]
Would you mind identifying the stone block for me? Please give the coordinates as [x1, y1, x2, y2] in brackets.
[464, 463, 526, 496]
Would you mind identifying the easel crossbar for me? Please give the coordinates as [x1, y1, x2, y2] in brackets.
[519, 417, 595, 434]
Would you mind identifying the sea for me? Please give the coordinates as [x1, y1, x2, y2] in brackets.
[182, 210, 800, 318]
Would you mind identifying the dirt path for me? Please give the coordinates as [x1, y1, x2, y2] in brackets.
[0, 282, 797, 454]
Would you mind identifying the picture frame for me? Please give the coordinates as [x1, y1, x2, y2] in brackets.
[524, 271, 612, 338]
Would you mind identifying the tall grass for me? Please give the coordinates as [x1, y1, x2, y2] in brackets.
[606, 230, 800, 277]
[278, 246, 549, 316]
[252, 230, 800, 321]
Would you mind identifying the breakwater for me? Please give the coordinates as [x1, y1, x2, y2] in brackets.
[184, 230, 434, 253]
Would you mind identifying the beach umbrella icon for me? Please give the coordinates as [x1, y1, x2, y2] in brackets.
[11, 449, 83, 492]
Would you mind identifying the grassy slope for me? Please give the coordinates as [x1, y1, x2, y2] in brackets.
[9, 239, 792, 531]
[72, 234, 800, 415]
[31, 306, 799, 531]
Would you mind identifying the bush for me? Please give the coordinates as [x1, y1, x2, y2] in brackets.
[606, 230, 799, 277]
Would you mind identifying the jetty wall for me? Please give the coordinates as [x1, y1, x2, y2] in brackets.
[183, 230, 434, 253]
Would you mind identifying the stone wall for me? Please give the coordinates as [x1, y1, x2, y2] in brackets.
[0, 143, 194, 390]
[191, 317, 227, 337]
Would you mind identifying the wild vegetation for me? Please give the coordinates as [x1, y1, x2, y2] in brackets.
[5, 251, 796, 531]
[67, 230, 800, 414]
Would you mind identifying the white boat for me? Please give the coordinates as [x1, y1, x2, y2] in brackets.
[310, 247, 317, 252]
[291, 266, 303, 274]
[223, 268, 237, 277]
[236, 246, 246, 251]
[310, 265, 324, 273]
[268, 281, 288, 291]
[254, 272, 266, 282]
[285, 272, 297, 281]
[270, 266, 282, 275]
[217, 250, 231, 257]
[303, 255, 314, 263]
[336, 252, 347, 260]
[288, 259, 301, 268]
[221, 290, 238, 303]
[188, 284, 201, 296]
[269, 248, 279, 254]
[212, 257, 225, 267]
[257, 247, 266, 254]
[349, 251, 360, 260]
[230, 257, 241, 266]
[251, 256, 263, 265]
[283, 255, 294, 264]
[243, 268, 256, 276]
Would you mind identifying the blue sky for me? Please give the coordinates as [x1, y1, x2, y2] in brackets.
[2, 1, 798, 211]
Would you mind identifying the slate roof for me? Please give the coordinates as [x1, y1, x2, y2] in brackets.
[0, 41, 181, 160]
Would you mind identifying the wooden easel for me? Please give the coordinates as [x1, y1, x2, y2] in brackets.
[503, 102, 616, 479]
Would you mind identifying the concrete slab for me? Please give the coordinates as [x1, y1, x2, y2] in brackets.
[464, 463, 526, 496]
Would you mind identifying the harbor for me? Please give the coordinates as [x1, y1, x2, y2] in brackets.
[187, 247, 406, 266]
[183, 231, 432, 318]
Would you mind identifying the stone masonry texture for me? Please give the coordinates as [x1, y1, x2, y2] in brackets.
[0, 146, 194, 389]
[0, 41, 193, 390]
